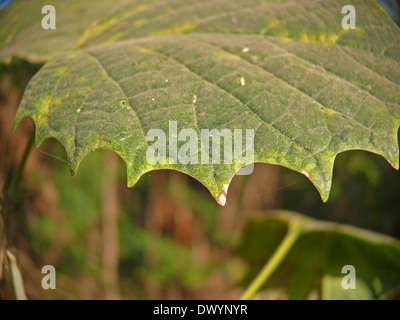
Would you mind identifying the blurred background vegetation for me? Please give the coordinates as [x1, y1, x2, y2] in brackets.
[0, 0, 400, 300]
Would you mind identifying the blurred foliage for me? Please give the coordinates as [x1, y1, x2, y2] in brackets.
[280, 150, 400, 238]
[0, 57, 41, 93]
[237, 211, 400, 300]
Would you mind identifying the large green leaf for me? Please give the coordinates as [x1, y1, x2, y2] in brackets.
[237, 211, 400, 299]
[2, 0, 400, 204]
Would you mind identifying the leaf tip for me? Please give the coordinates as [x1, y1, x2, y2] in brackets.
[215, 183, 229, 206]
[390, 160, 399, 170]
[301, 170, 311, 180]
[320, 188, 330, 203]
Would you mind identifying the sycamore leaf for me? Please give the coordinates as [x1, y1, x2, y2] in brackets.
[237, 210, 400, 300]
[2, 0, 400, 205]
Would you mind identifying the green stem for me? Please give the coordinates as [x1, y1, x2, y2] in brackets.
[10, 129, 35, 206]
[1, 130, 35, 247]
[240, 220, 302, 300]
